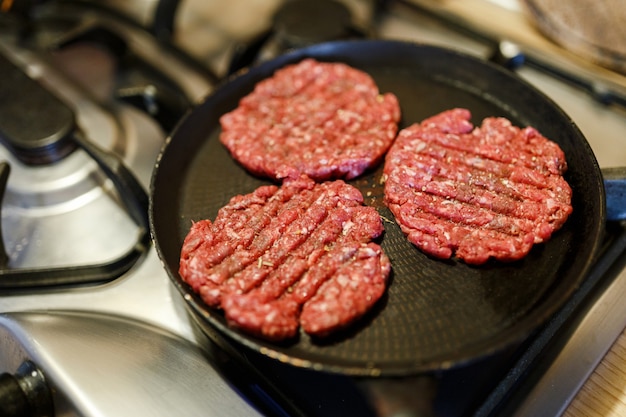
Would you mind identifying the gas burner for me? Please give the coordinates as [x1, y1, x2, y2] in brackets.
[228, 0, 373, 74]
[273, 0, 360, 48]
[0, 51, 151, 290]
[0, 2, 214, 291]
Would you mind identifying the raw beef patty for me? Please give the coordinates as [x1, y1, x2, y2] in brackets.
[219, 58, 401, 181]
[383, 108, 573, 265]
[179, 175, 390, 341]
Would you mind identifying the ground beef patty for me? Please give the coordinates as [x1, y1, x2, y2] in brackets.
[383, 108, 573, 265]
[179, 175, 390, 341]
[219, 58, 401, 181]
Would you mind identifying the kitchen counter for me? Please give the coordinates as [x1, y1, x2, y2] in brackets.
[564, 330, 626, 417]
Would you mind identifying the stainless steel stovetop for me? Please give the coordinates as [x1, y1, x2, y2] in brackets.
[1, 1, 626, 416]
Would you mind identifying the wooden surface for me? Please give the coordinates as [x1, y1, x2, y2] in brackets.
[563, 329, 626, 417]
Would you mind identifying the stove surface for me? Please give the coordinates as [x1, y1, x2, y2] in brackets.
[1, 1, 626, 416]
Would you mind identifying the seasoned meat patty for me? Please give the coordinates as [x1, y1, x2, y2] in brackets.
[219, 58, 401, 181]
[383, 108, 573, 265]
[179, 175, 390, 341]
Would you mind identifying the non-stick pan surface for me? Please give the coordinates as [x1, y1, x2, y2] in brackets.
[150, 40, 605, 376]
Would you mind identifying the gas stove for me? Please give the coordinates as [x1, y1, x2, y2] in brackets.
[1, 1, 626, 416]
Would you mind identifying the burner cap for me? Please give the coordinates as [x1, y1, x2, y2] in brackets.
[273, 0, 353, 48]
[0, 54, 76, 165]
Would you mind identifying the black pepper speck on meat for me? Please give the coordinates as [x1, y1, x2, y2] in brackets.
[383, 108, 573, 265]
[179, 175, 390, 341]
[219, 58, 401, 181]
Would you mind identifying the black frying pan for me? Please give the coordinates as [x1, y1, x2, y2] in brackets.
[149, 40, 605, 378]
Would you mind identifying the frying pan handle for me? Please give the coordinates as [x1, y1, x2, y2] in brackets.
[602, 167, 626, 222]
[358, 375, 439, 417]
